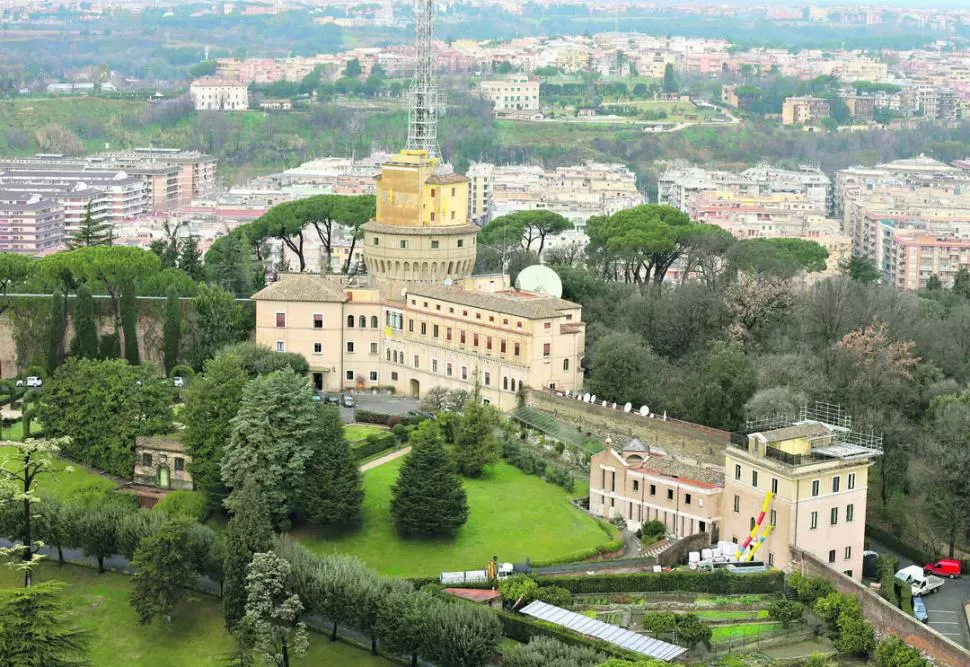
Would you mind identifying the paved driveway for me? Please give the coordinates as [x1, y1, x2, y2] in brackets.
[352, 393, 421, 416]
[869, 539, 970, 648]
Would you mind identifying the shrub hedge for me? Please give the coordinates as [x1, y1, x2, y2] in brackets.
[535, 570, 785, 595]
[355, 409, 392, 425]
[502, 438, 576, 493]
[351, 434, 398, 461]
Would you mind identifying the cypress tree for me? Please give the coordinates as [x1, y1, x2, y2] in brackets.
[178, 235, 204, 281]
[223, 482, 273, 630]
[47, 290, 66, 373]
[162, 286, 181, 374]
[299, 405, 363, 527]
[69, 284, 98, 359]
[390, 422, 468, 538]
[121, 280, 139, 364]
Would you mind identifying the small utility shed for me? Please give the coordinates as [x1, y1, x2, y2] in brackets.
[519, 600, 688, 662]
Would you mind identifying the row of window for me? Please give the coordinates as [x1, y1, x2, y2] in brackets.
[374, 237, 466, 248]
[601, 470, 700, 507]
[274, 313, 384, 330]
[343, 370, 380, 383]
[733, 464, 857, 496]
[384, 348, 523, 391]
[141, 453, 184, 471]
[829, 547, 853, 563]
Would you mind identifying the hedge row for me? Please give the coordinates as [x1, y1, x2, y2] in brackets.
[355, 409, 392, 425]
[497, 611, 642, 661]
[535, 569, 785, 595]
[351, 434, 398, 461]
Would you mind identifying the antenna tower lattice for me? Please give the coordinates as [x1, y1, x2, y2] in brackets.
[406, 0, 440, 158]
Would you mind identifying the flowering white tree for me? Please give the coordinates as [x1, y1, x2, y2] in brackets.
[242, 551, 308, 667]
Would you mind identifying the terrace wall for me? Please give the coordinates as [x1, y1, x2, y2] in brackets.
[527, 390, 729, 465]
[789, 545, 970, 667]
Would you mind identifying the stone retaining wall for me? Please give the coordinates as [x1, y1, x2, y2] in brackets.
[527, 390, 730, 465]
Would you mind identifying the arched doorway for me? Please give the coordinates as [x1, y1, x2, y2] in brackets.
[158, 465, 170, 489]
[409, 379, 420, 397]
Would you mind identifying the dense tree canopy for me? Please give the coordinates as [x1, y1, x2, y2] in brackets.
[479, 210, 574, 257]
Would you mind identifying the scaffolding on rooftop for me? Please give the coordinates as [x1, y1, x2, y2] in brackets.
[737, 402, 883, 463]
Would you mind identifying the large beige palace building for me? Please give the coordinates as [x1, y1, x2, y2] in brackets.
[253, 149, 586, 409]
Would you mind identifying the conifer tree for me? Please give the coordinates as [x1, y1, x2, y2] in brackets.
[0, 581, 90, 664]
[67, 202, 113, 249]
[223, 482, 273, 630]
[163, 286, 181, 374]
[221, 368, 316, 527]
[120, 280, 139, 364]
[390, 422, 468, 537]
[178, 235, 204, 281]
[453, 396, 501, 477]
[68, 283, 98, 359]
[298, 405, 363, 527]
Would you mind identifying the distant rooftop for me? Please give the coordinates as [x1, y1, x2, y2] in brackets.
[409, 285, 580, 320]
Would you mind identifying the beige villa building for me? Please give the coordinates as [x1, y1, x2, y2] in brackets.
[252, 149, 586, 410]
[588, 438, 725, 540]
[722, 406, 881, 581]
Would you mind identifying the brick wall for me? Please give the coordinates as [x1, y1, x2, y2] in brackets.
[790, 545, 970, 667]
[527, 390, 730, 466]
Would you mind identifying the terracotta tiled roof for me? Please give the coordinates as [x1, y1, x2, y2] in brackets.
[251, 273, 348, 303]
[135, 434, 186, 454]
[409, 285, 580, 320]
[630, 452, 725, 488]
[443, 588, 502, 602]
[426, 174, 468, 184]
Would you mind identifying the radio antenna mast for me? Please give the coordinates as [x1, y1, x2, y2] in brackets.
[406, 0, 440, 158]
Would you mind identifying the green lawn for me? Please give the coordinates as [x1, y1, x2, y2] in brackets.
[0, 564, 392, 667]
[710, 621, 785, 641]
[297, 459, 609, 577]
[345, 424, 388, 442]
[0, 445, 116, 499]
[0, 420, 43, 441]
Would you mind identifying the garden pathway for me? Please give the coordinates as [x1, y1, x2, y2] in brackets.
[359, 446, 411, 472]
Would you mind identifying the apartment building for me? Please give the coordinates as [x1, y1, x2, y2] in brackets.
[589, 439, 724, 540]
[659, 165, 830, 214]
[466, 162, 494, 226]
[479, 75, 541, 112]
[189, 77, 250, 111]
[0, 168, 148, 238]
[782, 96, 831, 125]
[0, 192, 64, 255]
[687, 191, 850, 280]
[474, 162, 643, 230]
[723, 405, 880, 581]
[888, 231, 970, 291]
[95, 148, 218, 203]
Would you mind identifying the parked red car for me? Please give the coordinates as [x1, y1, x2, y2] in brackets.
[923, 559, 961, 579]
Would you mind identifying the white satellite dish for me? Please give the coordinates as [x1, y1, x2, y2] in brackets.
[611, 402, 617, 410]
[443, 278, 454, 286]
[602, 400, 608, 407]
[639, 406, 649, 417]
[514, 265, 564, 298]
[583, 393, 591, 402]
[623, 402, 632, 413]
[590, 395, 596, 403]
